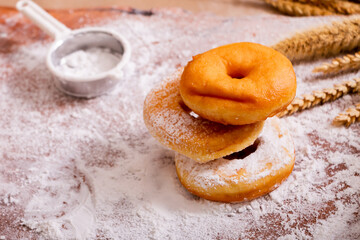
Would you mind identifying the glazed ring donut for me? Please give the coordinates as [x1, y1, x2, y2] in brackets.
[175, 117, 295, 202]
[143, 69, 265, 163]
[180, 42, 296, 125]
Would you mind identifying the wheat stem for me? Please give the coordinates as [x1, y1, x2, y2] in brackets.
[277, 78, 360, 117]
[313, 51, 360, 74]
[333, 103, 360, 127]
[293, 0, 360, 15]
[322, 1, 360, 15]
[265, 0, 334, 16]
[272, 17, 360, 62]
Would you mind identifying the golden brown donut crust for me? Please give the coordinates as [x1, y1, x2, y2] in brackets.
[180, 42, 297, 125]
[143, 69, 264, 163]
[175, 117, 295, 203]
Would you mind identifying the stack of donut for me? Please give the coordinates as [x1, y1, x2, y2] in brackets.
[143, 42, 297, 202]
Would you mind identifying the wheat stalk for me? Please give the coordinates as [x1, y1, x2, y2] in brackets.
[293, 0, 332, 3]
[272, 17, 360, 62]
[333, 103, 360, 127]
[322, 1, 360, 15]
[292, 0, 360, 15]
[277, 78, 360, 117]
[313, 51, 360, 74]
[264, 0, 334, 16]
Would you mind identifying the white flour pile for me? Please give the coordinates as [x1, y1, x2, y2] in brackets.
[0, 9, 359, 239]
[58, 47, 122, 77]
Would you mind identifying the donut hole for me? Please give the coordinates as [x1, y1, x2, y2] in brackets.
[223, 138, 261, 160]
[228, 70, 245, 80]
[179, 101, 200, 119]
[230, 73, 244, 80]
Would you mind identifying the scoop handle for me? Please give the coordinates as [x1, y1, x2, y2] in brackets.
[16, 0, 71, 39]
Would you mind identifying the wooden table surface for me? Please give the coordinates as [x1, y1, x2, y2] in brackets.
[0, 0, 275, 17]
[1, 1, 359, 239]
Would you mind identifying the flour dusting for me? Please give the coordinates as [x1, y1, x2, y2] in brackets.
[0, 9, 359, 240]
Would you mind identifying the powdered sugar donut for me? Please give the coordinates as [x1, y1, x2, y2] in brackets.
[143, 69, 265, 163]
[175, 117, 295, 202]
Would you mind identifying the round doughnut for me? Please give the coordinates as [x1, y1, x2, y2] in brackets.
[180, 42, 296, 125]
[175, 117, 295, 203]
[143, 69, 265, 163]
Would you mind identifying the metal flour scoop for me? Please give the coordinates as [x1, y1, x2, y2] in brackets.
[16, 0, 131, 98]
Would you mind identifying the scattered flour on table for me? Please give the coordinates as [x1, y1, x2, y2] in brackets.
[0, 10, 359, 240]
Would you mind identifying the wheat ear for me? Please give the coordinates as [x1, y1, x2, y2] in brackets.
[272, 18, 360, 62]
[264, 0, 334, 16]
[293, 0, 333, 4]
[294, 0, 360, 14]
[322, 1, 360, 15]
[313, 51, 360, 74]
[333, 103, 360, 127]
[277, 78, 360, 117]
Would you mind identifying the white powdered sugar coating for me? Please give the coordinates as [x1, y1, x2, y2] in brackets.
[0, 9, 359, 240]
[175, 117, 294, 189]
[144, 68, 265, 162]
